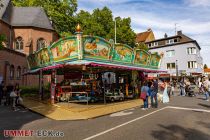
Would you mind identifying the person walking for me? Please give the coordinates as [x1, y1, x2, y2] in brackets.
[203, 77, 210, 101]
[179, 80, 186, 96]
[0, 81, 4, 105]
[5, 83, 14, 106]
[151, 79, 158, 108]
[141, 82, 150, 110]
[171, 81, 175, 96]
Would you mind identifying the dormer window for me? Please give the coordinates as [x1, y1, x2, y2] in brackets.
[166, 39, 174, 44]
[154, 42, 158, 46]
[174, 38, 178, 43]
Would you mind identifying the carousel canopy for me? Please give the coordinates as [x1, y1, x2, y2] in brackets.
[27, 25, 165, 73]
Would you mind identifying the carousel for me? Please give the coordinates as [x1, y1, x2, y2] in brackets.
[26, 24, 165, 104]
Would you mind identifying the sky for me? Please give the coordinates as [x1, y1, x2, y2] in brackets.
[77, 0, 210, 67]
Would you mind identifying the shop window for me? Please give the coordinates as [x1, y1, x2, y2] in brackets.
[10, 65, 15, 79]
[37, 38, 46, 51]
[15, 37, 23, 50]
[17, 66, 21, 79]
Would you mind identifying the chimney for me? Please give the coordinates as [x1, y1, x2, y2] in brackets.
[164, 33, 168, 38]
[177, 30, 182, 35]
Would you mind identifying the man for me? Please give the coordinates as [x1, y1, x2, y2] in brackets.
[0, 81, 4, 105]
[179, 80, 186, 96]
[151, 79, 158, 108]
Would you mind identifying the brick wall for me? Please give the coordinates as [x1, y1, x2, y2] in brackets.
[0, 23, 61, 87]
[13, 27, 57, 55]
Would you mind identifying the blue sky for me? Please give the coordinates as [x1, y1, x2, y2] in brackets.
[77, 0, 210, 67]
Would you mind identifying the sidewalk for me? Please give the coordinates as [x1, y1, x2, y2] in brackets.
[23, 98, 143, 120]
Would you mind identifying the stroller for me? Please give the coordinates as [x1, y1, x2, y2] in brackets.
[185, 85, 196, 97]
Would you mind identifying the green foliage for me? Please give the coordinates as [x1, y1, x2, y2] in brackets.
[0, 34, 6, 49]
[76, 7, 136, 47]
[204, 64, 208, 69]
[12, 1, 136, 46]
[12, 0, 78, 34]
[135, 42, 149, 51]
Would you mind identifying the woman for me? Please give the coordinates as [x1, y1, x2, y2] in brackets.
[14, 83, 21, 106]
[141, 82, 150, 110]
[162, 81, 169, 103]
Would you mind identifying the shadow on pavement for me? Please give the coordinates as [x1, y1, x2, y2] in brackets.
[197, 97, 205, 100]
[198, 103, 210, 108]
[151, 124, 210, 140]
[0, 105, 45, 140]
[196, 121, 210, 129]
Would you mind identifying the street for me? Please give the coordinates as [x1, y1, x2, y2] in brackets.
[0, 95, 210, 140]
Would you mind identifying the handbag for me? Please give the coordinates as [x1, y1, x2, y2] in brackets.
[140, 87, 147, 100]
[10, 91, 17, 97]
[140, 92, 147, 100]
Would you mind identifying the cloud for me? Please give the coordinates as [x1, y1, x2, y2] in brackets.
[77, 0, 210, 66]
[185, 0, 210, 7]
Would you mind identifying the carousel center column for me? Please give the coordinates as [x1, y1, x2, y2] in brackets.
[75, 24, 83, 60]
[51, 69, 56, 104]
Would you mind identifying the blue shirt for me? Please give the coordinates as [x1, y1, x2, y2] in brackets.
[141, 86, 150, 96]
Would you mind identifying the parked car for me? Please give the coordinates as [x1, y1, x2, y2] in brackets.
[70, 94, 98, 103]
[105, 90, 124, 102]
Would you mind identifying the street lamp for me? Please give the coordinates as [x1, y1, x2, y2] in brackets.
[176, 60, 178, 82]
[114, 18, 117, 44]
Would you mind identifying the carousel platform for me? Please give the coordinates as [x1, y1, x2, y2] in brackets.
[22, 98, 143, 120]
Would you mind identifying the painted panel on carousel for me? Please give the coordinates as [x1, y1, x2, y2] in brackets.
[38, 48, 51, 66]
[83, 36, 111, 60]
[134, 49, 150, 65]
[27, 54, 38, 69]
[112, 44, 133, 63]
[150, 53, 161, 67]
[50, 37, 78, 62]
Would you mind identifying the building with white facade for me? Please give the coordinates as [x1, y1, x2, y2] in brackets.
[145, 31, 203, 77]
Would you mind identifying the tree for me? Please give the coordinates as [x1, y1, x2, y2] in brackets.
[204, 64, 208, 69]
[0, 34, 6, 49]
[109, 17, 136, 47]
[135, 42, 149, 51]
[76, 7, 136, 47]
[12, 0, 77, 34]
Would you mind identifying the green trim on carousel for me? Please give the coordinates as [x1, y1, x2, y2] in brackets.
[27, 33, 162, 71]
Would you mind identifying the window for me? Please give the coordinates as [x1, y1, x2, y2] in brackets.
[37, 38, 46, 51]
[15, 37, 23, 50]
[154, 42, 158, 46]
[166, 39, 174, 44]
[167, 63, 176, 69]
[166, 50, 175, 57]
[17, 66, 21, 79]
[187, 47, 196, 55]
[10, 65, 15, 79]
[188, 61, 197, 69]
